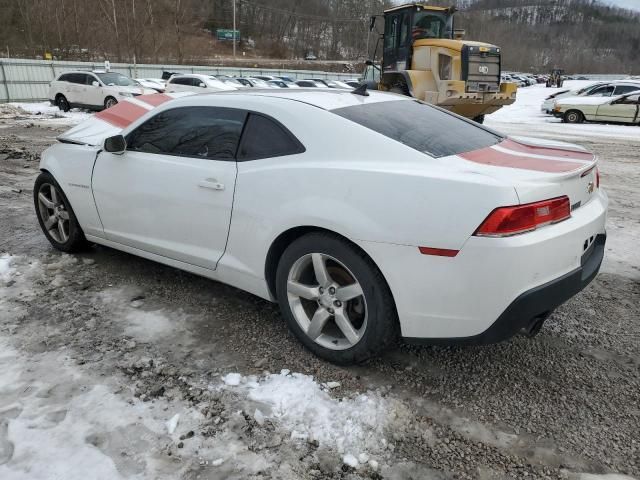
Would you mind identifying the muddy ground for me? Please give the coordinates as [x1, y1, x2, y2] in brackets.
[0, 108, 638, 480]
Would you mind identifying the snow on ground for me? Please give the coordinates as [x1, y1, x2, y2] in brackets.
[220, 370, 408, 468]
[0, 254, 15, 283]
[1, 102, 90, 126]
[486, 80, 640, 141]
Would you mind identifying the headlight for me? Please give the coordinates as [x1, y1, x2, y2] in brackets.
[118, 92, 134, 97]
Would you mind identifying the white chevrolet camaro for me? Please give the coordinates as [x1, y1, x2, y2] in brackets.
[34, 89, 608, 364]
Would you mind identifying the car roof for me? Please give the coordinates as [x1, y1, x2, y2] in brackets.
[183, 88, 410, 111]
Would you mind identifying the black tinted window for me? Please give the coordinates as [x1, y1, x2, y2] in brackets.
[238, 113, 305, 160]
[126, 107, 246, 160]
[333, 100, 502, 158]
[67, 73, 86, 84]
[615, 85, 640, 95]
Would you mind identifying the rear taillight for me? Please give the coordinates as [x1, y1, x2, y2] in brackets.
[474, 196, 571, 237]
[596, 167, 600, 188]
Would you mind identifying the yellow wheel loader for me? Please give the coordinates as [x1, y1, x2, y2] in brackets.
[364, 4, 517, 123]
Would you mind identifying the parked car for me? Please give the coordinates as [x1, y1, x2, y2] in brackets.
[306, 78, 331, 87]
[304, 53, 317, 60]
[267, 80, 299, 88]
[553, 90, 640, 124]
[214, 76, 249, 89]
[344, 80, 362, 88]
[275, 76, 296, 84]
[135, 78, 166, 93]
[295, 80, 322, 87]
[251, 75, 277, 82]
[34, 89, 607, 364]
[247, 77, 279, 88]
[48, 70, 156, 111]
[161, 71, 182, 81]
[541, 82, 607, 114]
[327, 80, 354, 89]
[165, 74, 237, 93]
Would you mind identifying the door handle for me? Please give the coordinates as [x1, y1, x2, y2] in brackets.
[198, 178, 225, 191]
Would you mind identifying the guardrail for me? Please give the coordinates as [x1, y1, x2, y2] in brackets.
[0, 58, 358, 103]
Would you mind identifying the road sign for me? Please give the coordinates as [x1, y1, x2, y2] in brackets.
[216, 29, 240, 42]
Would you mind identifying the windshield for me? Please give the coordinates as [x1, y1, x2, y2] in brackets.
[95, 72, 136, 86]
[332, 100, 503, 158]
[412, 11, 453, 40]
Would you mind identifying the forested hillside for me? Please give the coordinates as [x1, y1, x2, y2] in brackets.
[0, 0, 637, 74]
[452, 0, 640, 73]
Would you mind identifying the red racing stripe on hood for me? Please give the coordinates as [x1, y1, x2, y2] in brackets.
[136, 93, 172, 107]
[94, 101, 150, 128]
[501, 138, 594, 161]
[459, 142, 587, 173]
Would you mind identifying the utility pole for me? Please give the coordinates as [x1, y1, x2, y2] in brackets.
[232, 0, 236, 59]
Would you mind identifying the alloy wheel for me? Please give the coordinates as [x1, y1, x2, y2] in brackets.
[286, 253, 367, 350]
[37, 183, 70, 243]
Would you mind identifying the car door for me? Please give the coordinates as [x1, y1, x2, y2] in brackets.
[64, 73, 84, 104]
[595, 94, 640, 123]
[84, 73, 104, 107]
[92, 106, 246, 270]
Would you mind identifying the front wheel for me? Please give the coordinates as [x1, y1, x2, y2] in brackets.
[276, 232, 398, 365]
[34, 172, 89, 252]
[563, 110, 584, 124]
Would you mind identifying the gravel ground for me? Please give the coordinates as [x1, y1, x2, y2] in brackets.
[0, 105, 638, 480]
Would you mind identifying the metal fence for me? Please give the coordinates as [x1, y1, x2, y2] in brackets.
[0, 58, 359, 103]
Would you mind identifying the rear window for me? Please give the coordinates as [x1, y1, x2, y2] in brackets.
[332, 100, 503, 158]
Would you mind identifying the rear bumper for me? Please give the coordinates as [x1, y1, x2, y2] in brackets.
[404, 233, 605, 345]
[355, 189, 608, 341]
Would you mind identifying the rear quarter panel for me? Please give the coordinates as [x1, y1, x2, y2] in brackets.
[216, 97, 519, 290]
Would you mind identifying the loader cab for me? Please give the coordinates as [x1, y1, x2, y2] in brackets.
[382, 4, 455, 72]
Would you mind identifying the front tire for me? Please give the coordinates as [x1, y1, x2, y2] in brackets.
[34, 172, 89, 252]
[563, 110, 584, 124]
[275, 232, 398, 365]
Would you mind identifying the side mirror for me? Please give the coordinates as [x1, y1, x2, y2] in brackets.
[92, 81, 100, 87]
[104, 134, 126, 154]
[199, 82, 206, 88]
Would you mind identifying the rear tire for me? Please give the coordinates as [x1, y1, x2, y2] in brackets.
[55, 95, 70, 112]
[104, 96, 118, 109]
[34, 172, 89, 253]
[563, 110, 584, 124]
[275, 232, 398, 365]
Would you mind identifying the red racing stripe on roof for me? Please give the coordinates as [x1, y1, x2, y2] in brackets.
[136, 93, 172, 107]
[94, 101, 150, 128]
[501, 138, 594, 161]
[460, 144, 586, 173]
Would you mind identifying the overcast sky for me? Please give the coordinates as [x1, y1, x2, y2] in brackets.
[604, 0, 640, 11]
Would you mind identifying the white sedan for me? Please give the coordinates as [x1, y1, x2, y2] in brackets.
[34, 89, 608, 364]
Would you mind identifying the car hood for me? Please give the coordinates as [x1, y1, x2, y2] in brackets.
[58, 92, 194, 146]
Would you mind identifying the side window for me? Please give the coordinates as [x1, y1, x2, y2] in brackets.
[58, 74, 70, 82]
[237, 113, 305, 161]
[384, 15, 399, 51]
[400, 13, 410, 47]
[86, 75, 99, 85]
[614, 85, 640, 95]
[171, 77, 187, 85]
[589, 86, 615, 97]
[80, 74, 92, 85]
[126, 107, 246, 160]
[621, 94, 640, 105]
[67, 73, 82, 84]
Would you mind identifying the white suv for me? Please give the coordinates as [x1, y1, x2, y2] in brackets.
[48, 71, 155, 111]
[165, 74, 237, 93]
